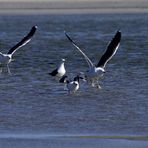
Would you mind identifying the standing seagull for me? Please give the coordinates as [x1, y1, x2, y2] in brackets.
[0, 26, 37, 74]
[65, 31, 121, 87]
[59, 75, 84, 94]
[49, 59, 66, 78]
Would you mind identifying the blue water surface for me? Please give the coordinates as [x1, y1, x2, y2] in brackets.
[0, 13, 147, 137]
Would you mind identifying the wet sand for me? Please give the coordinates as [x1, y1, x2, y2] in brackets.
[0, 134, 148, 148]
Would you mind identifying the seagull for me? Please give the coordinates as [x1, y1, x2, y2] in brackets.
[49, 59, 66, 78]
[59, 75, 84, 94]
[65, 31, 121, 87]
[0, 26, 37, 74]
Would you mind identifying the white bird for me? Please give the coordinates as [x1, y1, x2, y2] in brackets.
[49, 59, 66, 78]
[59, 75, 84, 94]
[65, 31, 121, 88]
[0, 26, 37, 74]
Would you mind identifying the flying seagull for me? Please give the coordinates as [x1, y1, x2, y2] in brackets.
[0, 26, 37, 74]
[49, 59, 66, 78]
[65, 31, 121, 87]
[59, 75, 84, 94]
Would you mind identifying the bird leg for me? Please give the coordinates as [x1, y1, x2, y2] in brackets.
[93, 79, 102, 89]
[7, 64, 11, 75]
[0, 66, 2, 74]
[64, 84, 67, 90]
[90, 79, 102, 89]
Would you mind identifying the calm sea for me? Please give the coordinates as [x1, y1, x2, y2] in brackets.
[0, 13, 147, 138]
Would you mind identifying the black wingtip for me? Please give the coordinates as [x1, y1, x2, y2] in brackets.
[111, 30, 121, 45]
[25, 25, 37, 39]
[48, 72, 55, 76]
[7, 25, 38, 55]
[30, 26, 38, 34]
[96, 30, 121, 68]
[34, 25, 38, 29]
[117, 30, 121, 34]
[48, 68, 58, 76]
[64, 31, 73, 43]
[115, 30, 121, 41]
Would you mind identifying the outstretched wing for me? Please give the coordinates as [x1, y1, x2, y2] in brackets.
[7, 26, 37, 55]
[97, 31, 121, 68]
[65, 31, 94, 69]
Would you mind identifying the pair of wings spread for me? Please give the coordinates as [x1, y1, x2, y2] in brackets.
[4, 26, 121, 70]
[65, 31, 121, 69]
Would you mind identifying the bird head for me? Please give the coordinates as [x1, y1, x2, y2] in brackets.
[73, 75, 85, 82]
[62, 59, 65, 62]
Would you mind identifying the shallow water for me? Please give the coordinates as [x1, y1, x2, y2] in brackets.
[0, 13, 147, 139]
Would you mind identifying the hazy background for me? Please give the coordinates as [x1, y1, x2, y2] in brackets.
[0, 0, 148, 14]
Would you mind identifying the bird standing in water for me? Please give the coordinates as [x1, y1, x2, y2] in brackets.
[59, 75, 84, 94]
[49, 59, 66, 78]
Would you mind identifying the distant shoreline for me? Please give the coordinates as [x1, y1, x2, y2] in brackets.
[0, 1, 148, 14]
[0, 8, 148, 15]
